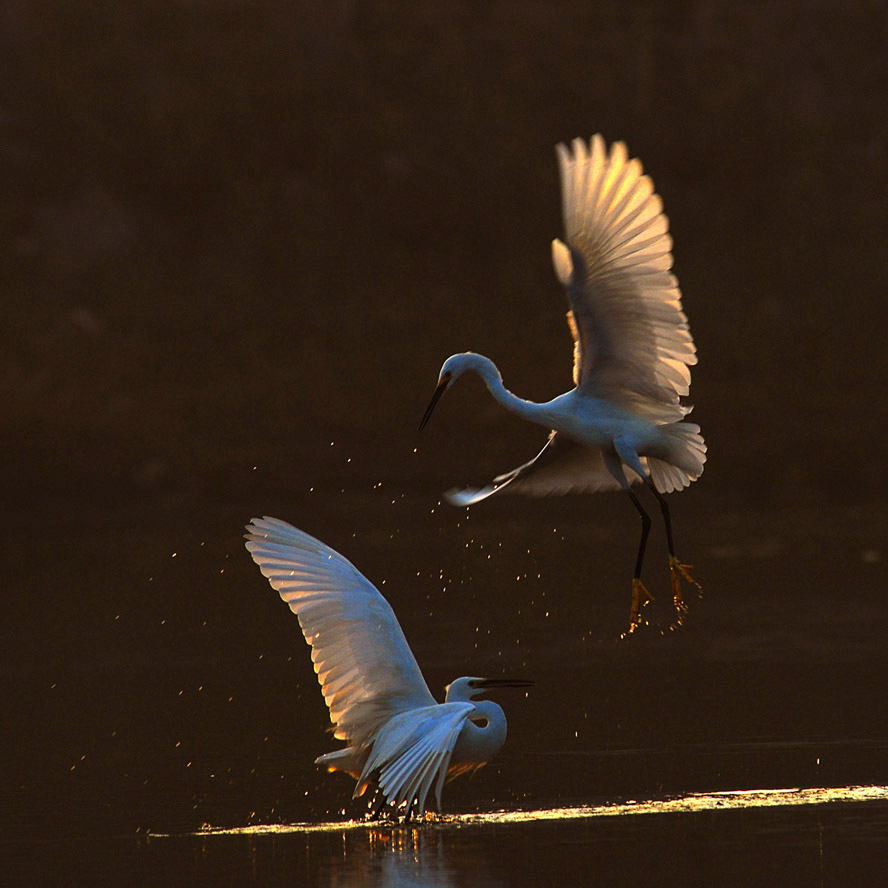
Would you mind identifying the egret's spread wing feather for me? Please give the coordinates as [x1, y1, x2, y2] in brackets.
[245, 517, 436, 744]
[445, 431, 644, 506]
[554, 135, 696, 417]
[360, 703, 473, 815]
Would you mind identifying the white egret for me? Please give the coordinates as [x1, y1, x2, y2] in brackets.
[420, 135, 706, 631]
[244, 516, 532, 819]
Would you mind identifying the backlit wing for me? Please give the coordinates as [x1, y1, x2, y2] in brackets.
[245, 517, 436, 745]
[444, 432, 645, 505]
[359, 702, 474, 815]
[552, 135, 696, 418]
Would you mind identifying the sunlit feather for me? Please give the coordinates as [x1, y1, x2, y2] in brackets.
[245, 518, 530, 816]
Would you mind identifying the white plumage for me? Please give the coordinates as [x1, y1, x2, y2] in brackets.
[420, 136, 706, 629]
[554, 135, 697, 414]
[244, 516, 531, 817]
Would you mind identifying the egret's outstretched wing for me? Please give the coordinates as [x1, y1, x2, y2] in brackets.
[445, 432, 644, 506]
[552, 135, 696, 418]
[359, 703, 474, 815]
[245, 517, 436, 745]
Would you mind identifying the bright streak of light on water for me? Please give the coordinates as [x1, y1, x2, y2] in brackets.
[152, 784, 888, 837]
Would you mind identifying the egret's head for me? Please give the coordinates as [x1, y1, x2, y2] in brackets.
[419, 353, 486, 431]
[444, 676, 534, 703]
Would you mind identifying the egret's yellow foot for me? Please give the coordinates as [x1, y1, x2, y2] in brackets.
[628, 577, 654, 633]
[669, 556, 701, 620]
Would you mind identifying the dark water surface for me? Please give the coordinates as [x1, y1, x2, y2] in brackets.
[3, 1, 887, 884]
[4, 495, 888, 883]
[7, 796, 888, 886]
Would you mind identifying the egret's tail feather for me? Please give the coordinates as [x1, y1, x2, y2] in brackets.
[648, 422, 706, 493]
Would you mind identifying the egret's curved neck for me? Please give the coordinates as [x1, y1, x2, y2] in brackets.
[453, 700, 508, 763]
[463, 354, 547, 425]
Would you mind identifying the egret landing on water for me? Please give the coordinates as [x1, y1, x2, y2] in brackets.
[244, 516, 532, 820]
[420, 135, 707, 633]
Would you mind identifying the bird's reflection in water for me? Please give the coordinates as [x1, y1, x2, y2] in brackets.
[320, 824, 505, 888]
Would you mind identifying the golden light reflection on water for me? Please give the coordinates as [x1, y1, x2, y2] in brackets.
[158, 784, 888, 837]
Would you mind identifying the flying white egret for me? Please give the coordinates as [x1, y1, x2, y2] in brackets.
[420, 135, 706, 631]
[244, 516, 532, 819]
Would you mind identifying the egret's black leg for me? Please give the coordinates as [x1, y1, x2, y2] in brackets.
[626, 488, 652, 579]
[603, 449, 655, 633]
[625, 488, 654, 632]
[650, 486, 675, 556]
[649, 484, 700, 620]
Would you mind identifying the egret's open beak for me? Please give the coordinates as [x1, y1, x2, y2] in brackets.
[475, 678, 534, 690]
[419, 378, 449, 431]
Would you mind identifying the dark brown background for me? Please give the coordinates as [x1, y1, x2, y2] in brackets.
[2, 1, 887, 882]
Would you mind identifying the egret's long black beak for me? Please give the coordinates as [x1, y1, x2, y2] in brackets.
[419, 379, 449, 431]
[475, 678, 534, 690]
